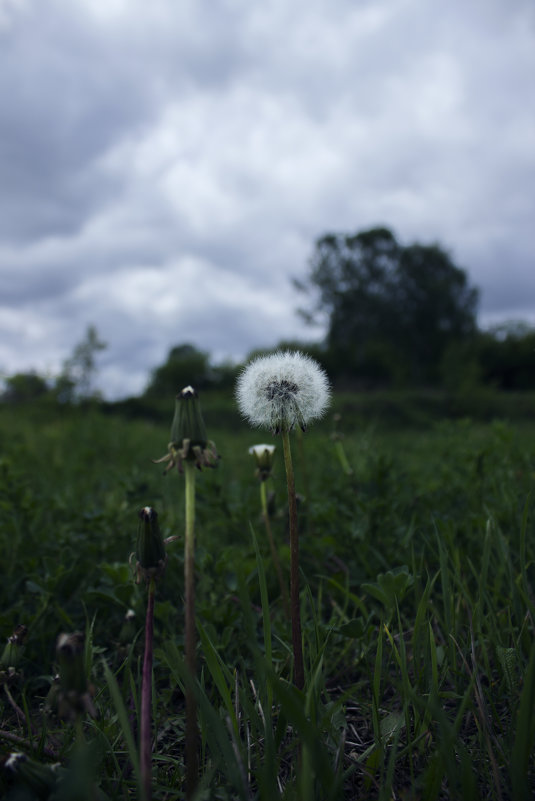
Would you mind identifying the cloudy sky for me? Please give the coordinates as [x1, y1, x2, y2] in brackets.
[1, 0, 534, 398]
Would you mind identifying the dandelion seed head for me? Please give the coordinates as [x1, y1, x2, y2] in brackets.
[236, 351, 331, 433]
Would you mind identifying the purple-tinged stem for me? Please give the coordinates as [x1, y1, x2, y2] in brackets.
[184, 460, 198, 800]
[141, 576, 155, 801]
[281, 428, 304, 691]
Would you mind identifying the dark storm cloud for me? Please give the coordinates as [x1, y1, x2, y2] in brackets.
[1, 0, 534, 396]
[0, 4, 156, 243]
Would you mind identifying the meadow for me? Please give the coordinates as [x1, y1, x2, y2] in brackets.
[1, 393, 534, 799]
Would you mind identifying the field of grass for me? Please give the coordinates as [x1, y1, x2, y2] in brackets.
[1, 394, 534, 799]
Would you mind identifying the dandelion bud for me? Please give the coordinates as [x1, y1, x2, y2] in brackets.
[3, 752, 61, 796]
[54, 632, 96, 719]
[0, 624, 27, 671]
[135, 506, 167, 583]
[119, 609, 137, 644]
[154, 386, 219, 472]
[249, 443, 276, 481]
[171, 386, 208, 450]
[57, 632, 86, 695]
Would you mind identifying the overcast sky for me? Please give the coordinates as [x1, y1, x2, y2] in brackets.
[1, 0, 534, 398]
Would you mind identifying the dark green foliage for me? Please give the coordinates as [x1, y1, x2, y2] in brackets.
[0, 400, 534, 799]
[1, 371, 49, 403]
[55, 324, 107, 402]
[476, 322, 535, 390]
[144, 343, 240, 398]
[298, 226, 479, 386]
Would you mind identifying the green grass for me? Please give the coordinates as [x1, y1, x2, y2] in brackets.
[0, 397, 534, 799]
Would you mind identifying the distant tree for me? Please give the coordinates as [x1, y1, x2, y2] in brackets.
[244, 339, 327, 365]
[210, 359, 241, 390]
[297, 226, 479, 385]
[394, 243, 479, 382]
[52, 373, 78, 405]
[144, 344, 214, 398]
[2, 371, 49, 403]
[55, 324, 107, 402]
[475, 323, 535, 390]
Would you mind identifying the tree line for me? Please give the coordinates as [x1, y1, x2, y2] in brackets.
[142, 227, 535, 396]
[294, 226, 535, 391]
[2, 226, 535, 402]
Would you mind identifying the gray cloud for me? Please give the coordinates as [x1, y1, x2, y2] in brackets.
[1, 0, 534, 396]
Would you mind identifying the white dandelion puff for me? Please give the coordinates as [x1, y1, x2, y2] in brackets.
[248, 444, 276, 458]
[236, 351, 331, 433]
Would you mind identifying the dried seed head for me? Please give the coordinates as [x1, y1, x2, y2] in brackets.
[236, 351, 331, 434]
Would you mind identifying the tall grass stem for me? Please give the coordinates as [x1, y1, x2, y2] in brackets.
[260, 480, 290, 620]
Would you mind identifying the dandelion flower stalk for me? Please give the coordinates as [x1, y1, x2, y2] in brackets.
[281, 427, 304, 688]
[153, 386, 218, 799]
[135, 506, 167, 801]
[183, 458, 198, 798]
[237, 352, 330, 691]
[250, 444, 290, 619]
[141, 576, 155, 801]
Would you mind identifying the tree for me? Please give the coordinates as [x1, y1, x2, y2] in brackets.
[55, 325, 107, 402]
[2, 371, 49, 403]
[297, 226, 479, 385]
[144, 344, 213, 398]
[475, 323, 535, 390]
[394, 243, 479, 382]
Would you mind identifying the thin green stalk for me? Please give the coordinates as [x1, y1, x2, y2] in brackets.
[260, 480, 290, 620]
[74, 715, 85, 747]
[281, 428, 304, 691]
[184, 460, 198, 799]
[334, 439, 353, 476]
[140, 576, 155, 801]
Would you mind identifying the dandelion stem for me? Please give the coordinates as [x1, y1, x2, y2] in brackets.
[184, 460, 198, 799]
[260, 480, 290, 620]
[281, 428, 304, 690]
[141, 576, 155, 801]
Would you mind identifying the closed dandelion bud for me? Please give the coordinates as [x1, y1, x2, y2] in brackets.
[136, 507, 167, 584]
[57, 632, 86, 696]
[171, 386, 208, 450]
[3, 752, 61, 796]
[119, 609, 137, 644]
[249, 443, 276, 481]
[154, 386, 219, 472]
[0, 624, 27, 671]
[55, 632, 96, 719]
